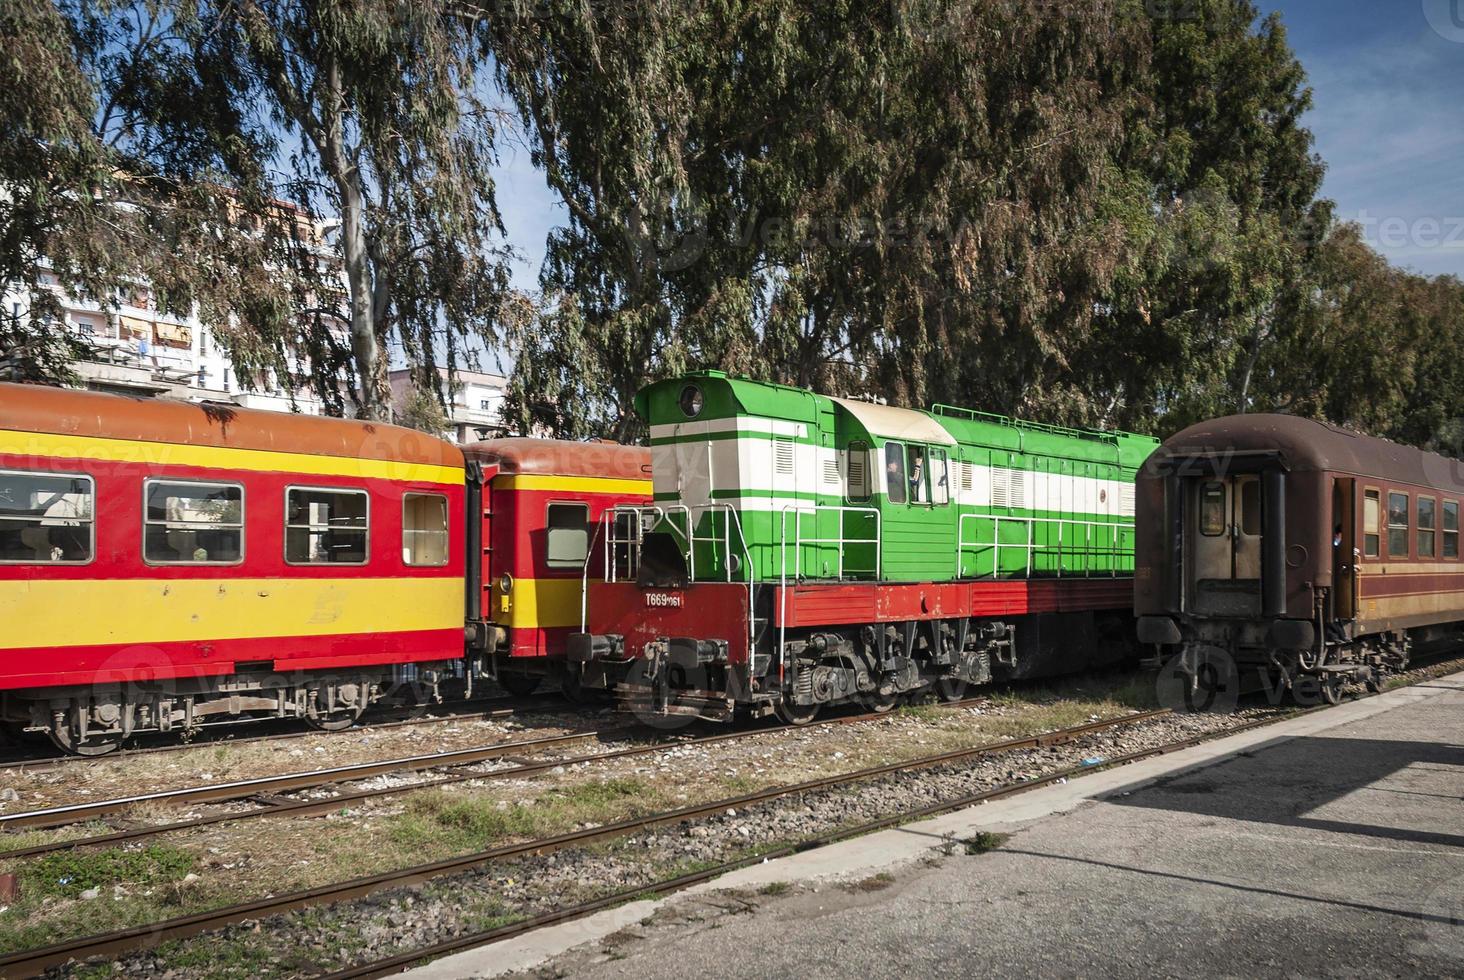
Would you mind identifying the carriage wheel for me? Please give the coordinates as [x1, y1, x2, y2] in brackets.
[47, 726, 124, 756]
[496, 671, 541, 699]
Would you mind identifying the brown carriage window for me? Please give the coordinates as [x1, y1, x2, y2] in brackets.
[930, 449, 950, 506]
[1446, 501, 1460, 559]
[1363, 490, 1380, 558]
[403, 493, 449, 567]
[1387, 492, 1410, 558]
[546, 502, 590, 568]
[885, 443, 907, 504]
[1240, 480, 1261, 536]
[846, 442, 871, 503]
[1418, 497, 1437, 559]
[1199, 483, 1226, 536]
[145, 480, 243, 564]
[0, 470, 93, 563]
[285, 487, 367, 564]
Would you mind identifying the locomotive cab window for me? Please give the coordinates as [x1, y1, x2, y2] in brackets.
[145, 480, 243, 564]
[885, 443, 907, 504]
[1199, 483, 1226, 536]
[546, 502, 590, 568]
[1387, 492, 1410, 558]
[1418, 497, 1437, 559]
[907, 445, 929, 503]
[1445, 500, 1459, 559]
[930, 449, 950, 506]
[0, 470, 94, 564]
[286, 487, 368, 565]
[1363, 490, 1380, 558]
[403, 493, 449, 566]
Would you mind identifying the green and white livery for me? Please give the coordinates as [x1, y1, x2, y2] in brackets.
[638, 371, 1159, 585]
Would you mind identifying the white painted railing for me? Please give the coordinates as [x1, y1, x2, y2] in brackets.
[954, 513, 1132, 579]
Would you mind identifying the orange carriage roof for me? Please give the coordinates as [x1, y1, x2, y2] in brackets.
[461, 437, 650, 482]
[0, 381, 464, 470]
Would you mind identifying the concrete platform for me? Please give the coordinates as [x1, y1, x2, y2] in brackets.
[409, 672, 1464, 979]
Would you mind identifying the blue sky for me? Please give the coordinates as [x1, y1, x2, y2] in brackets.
[488, 1, 1464, 295]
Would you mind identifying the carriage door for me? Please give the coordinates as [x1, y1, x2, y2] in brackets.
[1332, 478, 1357, 620]
[1191, 475, 1262, 614]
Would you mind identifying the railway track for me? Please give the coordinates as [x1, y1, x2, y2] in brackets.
[0, 694, 995, 850]
[0, 706, 1173, 978]
[0, 694, 576, 772]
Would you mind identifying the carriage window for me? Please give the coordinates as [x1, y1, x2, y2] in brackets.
[908, 445, 929, 503]
[1199, 483, 1226, 536]
[1445, 501, 1459, 559]
[930, 450, 950, 506]
[1363, 490, 1380, 558]
[1388, 492, 1410, 558]
[885, 443, 907, 504]
[846, 442, 871, 503]
[1240, 480, 1261, 536]
[0, 471, 93, 563]
[546, 502, 590, 568]
[285, 487, 367, 564]
[402, 493, 448, 566]
[145, 480, 243, 564]
[1418, 497, 1437, 559]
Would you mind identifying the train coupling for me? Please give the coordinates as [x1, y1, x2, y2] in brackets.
[567, 632, 624, 662]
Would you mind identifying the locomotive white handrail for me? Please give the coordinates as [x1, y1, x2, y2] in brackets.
[775, 504, 882, 693]
[954, 512, 1133, 579]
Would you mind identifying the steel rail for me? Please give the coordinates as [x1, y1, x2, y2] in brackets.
[1, 696, 994, 856]
[0, 709, 1171, 978]
[319, 711, 1288, 980]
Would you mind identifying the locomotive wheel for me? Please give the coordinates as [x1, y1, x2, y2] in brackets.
[934, 677, 969, 703]
[868, 688, 899, 713]
[773, 698, 820, 726]
[1320, 675, 1346, 706]
[497, 672, 541, 698]
[305, 712, 359, 733]
[47, 727, 124, 757]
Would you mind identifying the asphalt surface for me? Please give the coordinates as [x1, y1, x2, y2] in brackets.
[414, 676, 1464, 979]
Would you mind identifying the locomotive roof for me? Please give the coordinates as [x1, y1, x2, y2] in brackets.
[1153, 414, 1464, 489]
[0, 381, 463, 468]
[461, 437, 651, 481]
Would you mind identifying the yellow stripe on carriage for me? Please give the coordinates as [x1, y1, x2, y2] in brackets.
[492, 577, 590, 630]
[495, 474, 652, 496]
[0, 429, 465, 486]
[0, 576, 462, 650]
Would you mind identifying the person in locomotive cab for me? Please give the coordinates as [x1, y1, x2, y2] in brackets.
[886, 451, 907, 501]
[908, 446, 926, 503]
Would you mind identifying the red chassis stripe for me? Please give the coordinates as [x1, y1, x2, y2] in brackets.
[777, 578, 1135, 628]
[0, 628, 461, 691]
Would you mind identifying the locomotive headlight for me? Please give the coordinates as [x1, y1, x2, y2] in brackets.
[499, 573, 513, 595]
[679, 384, 704, 419]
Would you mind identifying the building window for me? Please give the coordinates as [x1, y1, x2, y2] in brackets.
[0, 471, 93, 563]
[1419, 497, 1437, 559]
[286, 488, 368, 564]
[545, 502, 590, 568]
[144, 480, 243, 564]
[1387, 492, 1410, 558]
[479, 399, 492, 411]
[1200, 483, 1226, 537]
[846, 442, 871, 503]
[930, 449, 950, 506]
[885, 443, 907, 504]
[1363, 490, 1380, 558]
[1446, 501, 1459, 559]
[403, 493, 449, 566]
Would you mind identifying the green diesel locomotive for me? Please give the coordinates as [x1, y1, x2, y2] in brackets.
[571, 372, 1158, 723]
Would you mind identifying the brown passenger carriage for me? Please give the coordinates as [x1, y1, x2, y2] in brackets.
[1135, 414, 1464, 700]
